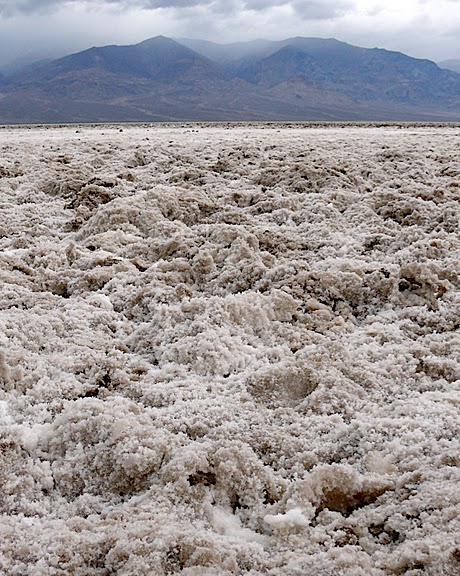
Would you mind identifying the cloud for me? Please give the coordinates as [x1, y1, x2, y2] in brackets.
[241, 0, 354, 19]
[0, 0, 63, 16]
[291, 0, 354, 19]
[0, 0, 356, 18]
[0, 0, 206, 17]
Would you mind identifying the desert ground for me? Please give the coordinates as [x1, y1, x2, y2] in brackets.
[0, 123, 459, 575]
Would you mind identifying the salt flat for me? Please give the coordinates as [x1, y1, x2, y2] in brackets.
[0, 123, 459, 575]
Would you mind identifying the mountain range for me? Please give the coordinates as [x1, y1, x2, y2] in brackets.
[0, 35, 459, 123]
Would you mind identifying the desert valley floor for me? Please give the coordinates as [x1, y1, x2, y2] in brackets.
[0, 123, 459, 575]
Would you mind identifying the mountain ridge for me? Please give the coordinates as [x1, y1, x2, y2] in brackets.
[0, 35, 459, 123]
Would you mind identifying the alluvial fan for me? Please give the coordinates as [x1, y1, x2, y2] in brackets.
[0, 122, 459, 575]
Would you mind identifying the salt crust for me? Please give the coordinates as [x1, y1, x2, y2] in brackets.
[0, 123, 459, 575]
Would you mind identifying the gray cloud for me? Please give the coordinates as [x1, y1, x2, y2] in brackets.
[0, 0, 67, 15]
[0, 1, 203, 16]
[242, 0, 354, 19]
[0, 1, 208, 16]
[291, 0, 353, 19]
[0, 0, 355, 18]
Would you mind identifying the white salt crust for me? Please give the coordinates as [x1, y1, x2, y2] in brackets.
[0, 123, 459, 575]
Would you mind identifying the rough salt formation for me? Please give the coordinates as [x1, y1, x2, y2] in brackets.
[0, 123, 459, 575]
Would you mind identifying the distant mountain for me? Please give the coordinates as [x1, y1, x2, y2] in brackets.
[0, 36, 273, 123]
[236, 38, 460, 106]
[176, 37, 460, 109]
[0, 35, 459, 123]
[438, 59, 460, 74]
[7, 36, 229, 97]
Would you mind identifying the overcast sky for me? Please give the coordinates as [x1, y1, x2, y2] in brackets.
[0, 0, 459, 68]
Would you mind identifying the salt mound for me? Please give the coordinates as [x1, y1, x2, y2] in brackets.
[0, 123, 459, 575]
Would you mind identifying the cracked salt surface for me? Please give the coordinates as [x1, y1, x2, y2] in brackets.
[0, 123, 459, 575]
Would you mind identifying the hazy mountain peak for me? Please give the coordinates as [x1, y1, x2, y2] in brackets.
[136, 35, 182, 47]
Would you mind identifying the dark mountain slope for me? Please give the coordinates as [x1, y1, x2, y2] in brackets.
[7, 36, 229, 100]
[238, 38, 460, 108]
[0, 36, 459, 123]
[0, 36, 301, 123]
